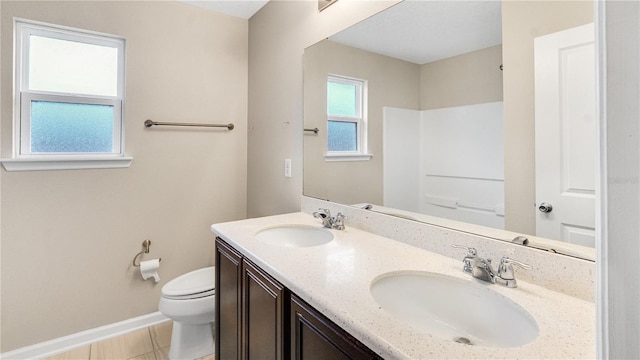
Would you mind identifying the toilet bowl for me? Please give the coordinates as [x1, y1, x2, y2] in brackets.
[159, 266, 215, 360]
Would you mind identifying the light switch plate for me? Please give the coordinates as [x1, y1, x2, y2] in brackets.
[284, 159, 292, 178]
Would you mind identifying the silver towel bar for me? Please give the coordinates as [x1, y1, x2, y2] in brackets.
[304, 127, 319, 134]
[144, 119, 234, 130]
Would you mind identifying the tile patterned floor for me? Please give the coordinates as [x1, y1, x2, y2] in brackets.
[41, 321, 214, 360]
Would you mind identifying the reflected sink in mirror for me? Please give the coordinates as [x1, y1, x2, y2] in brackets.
[370, 271, 539, 348]
[255, 224, 334, 247]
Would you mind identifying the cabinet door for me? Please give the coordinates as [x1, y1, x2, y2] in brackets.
[290, 294, 381, 360]
[242, 259, 286, 360]
[215, 238, 243, 360]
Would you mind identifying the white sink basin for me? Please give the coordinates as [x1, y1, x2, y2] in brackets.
[370, 271, 539, 348]
[255, 225, 334, 247]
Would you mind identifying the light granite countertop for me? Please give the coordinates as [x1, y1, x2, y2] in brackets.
[211, 212, 595, 359]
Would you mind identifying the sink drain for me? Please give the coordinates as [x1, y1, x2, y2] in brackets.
[454, 337, 473, 345]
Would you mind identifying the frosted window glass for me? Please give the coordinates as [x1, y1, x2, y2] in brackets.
[29, 35, 118, 96]
[327, 81, 356, 116]
[31, 101, 114, 153]
[328, 121, 357, 151]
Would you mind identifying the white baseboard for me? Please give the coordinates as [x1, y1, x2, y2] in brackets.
[0, 312, 170, 360]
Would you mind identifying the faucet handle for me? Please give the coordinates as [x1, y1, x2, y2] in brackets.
[313, 208, 331, 219]
[452, 245, 479, 273]
[333, 212, 346, 230]
[500, 257, 532, 270]
[496, 257, 532, 288]
[452, 244, 477, 256]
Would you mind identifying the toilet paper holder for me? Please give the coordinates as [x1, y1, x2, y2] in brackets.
[133, 239, 162, 267]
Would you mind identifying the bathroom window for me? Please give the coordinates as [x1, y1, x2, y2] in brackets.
[2, 19, 131, 171]
[325, 75, 371, 161]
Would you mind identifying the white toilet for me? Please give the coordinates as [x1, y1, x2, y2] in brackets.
[159, 266, 215, 360]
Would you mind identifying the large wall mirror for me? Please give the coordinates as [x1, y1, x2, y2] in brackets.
[303, 0, 596, 261]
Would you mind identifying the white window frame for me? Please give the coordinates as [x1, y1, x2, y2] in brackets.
[325, 74, 372, 162]
[1, 19, 132, 171]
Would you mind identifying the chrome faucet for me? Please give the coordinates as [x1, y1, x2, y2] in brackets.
[312, 208, 346, 230]
[453, 245, 532, 288]
[471, 256, 497, 283]
[313, 208, 333, 227]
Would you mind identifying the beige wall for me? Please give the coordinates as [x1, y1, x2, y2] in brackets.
[0, 1, 247, 351]
[303, 40, 420, 205]
[502, 0, 593, 234]
[247, 0, 399, 218]
[420, 45, 503, 110]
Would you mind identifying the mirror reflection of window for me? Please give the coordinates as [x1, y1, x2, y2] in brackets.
[326, 75, 366, 154]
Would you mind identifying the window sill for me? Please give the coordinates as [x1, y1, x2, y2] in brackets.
[0, 156, 133, 171]
[324, 153, 373, 162]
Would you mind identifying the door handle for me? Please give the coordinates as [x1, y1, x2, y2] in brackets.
[538, 202, 553, 213]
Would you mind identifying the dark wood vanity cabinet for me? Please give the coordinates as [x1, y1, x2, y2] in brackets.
[215, 237, 380, 360]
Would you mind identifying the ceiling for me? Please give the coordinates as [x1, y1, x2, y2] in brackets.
[177, 0, 502, 65]
[178, 0, 269, 19]
[330, 0, 502, 65]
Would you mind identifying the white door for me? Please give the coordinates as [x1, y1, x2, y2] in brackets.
[534, 23, 596, 247]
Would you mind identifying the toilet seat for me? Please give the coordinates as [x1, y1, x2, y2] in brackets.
[163, 288, 215, 300]
[162, 266, 215, 300]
